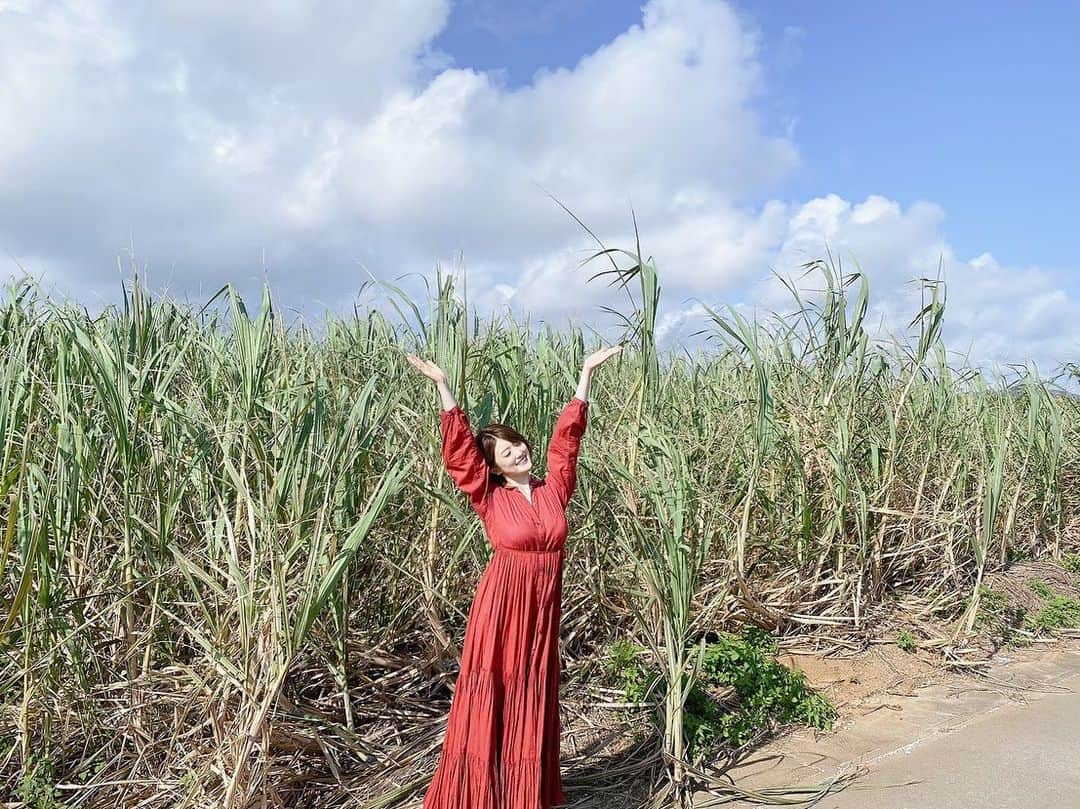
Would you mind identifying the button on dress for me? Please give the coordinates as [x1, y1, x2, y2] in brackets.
[422, 396, 589, 809]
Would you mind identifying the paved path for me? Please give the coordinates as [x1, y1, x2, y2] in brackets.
[696, 648, 1080, 808]
[820, 675, 1080, 807]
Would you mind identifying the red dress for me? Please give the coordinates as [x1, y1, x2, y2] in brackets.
[422, 396, 589, 809]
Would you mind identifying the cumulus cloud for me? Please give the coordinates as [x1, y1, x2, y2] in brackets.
[771, 195, 1080, 379]
[659, 194, 1080, 381]
[1, 0, 798, 308]
[0, 0, 1077, 379]
[0, 0, 453, 300]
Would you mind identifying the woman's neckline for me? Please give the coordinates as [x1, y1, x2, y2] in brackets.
[504, 474, 539, 505]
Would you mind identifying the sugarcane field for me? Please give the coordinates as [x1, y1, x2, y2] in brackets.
[2, 251, 1079, 806]
[2, 2, 1079, 807]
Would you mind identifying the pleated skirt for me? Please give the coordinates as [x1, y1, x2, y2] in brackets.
[423, 547, 565, 809]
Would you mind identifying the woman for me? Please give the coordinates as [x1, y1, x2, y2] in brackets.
[407, 346, 621, 809]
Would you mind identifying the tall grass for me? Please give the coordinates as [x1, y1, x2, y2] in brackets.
[0, 249, 1077, 806]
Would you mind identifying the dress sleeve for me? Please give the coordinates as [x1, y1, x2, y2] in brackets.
[440, 405, 491, 516]
[545, 396, 589, 509]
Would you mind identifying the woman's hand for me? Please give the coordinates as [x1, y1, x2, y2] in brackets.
[574, 345, 622, 403]
[406, 353, 448, 386]
[583, 345, 623, 373]
[408, 353, 460, 410]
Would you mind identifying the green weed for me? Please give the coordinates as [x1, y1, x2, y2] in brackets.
[604, 638, 655, 703]
[1032, 595, 1080, 633]
[896, 630, 917, 652]
[18, 752, 66, 809]
[694, 627, 835, 750]
[606, 628, 836, 760]
[970, 585, 1028, 646]
[975, 586, 1008, 618]
[1028, 579, 1055, 599]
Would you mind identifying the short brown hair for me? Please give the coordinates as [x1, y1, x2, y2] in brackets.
[476, 422, 533, 487]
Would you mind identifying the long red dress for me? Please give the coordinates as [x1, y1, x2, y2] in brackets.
[422, 396, 589, 809]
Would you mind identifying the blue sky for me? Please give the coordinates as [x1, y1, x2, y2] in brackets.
[1, 0, 1077, 380]
[437, 0, 1079, 271]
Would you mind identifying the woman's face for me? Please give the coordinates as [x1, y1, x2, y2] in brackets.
[492, 436, 531, 478]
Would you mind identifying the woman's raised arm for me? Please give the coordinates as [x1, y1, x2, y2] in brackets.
[545, 396, 589, 509]
[407, 354, 490, 515]
[546, 345, 622, 508]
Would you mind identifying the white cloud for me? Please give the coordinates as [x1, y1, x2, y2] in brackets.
[656, 194, 1080, 381]
[0, 0, 453, 298]
[0, 0, 794, 310]
[0, 0, 1077, 380]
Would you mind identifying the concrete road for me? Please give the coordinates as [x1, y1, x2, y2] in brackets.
[698, 648, 1080, 809]
[821, 680, 1080, 808]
